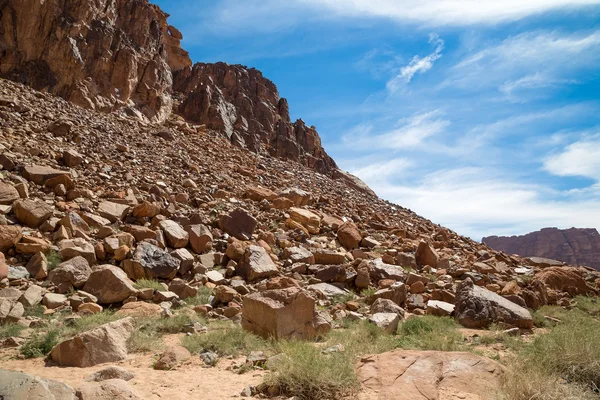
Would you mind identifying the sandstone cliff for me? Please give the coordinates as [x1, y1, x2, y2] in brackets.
[173, 63, 338, 175]
[0, 0, 191, 122]
[483, 227, 600, 271]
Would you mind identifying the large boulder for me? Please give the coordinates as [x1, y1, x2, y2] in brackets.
[0, 182, 19, 204]
[0, 252, 8, 280]
[0, 225, 22, 251]
[98, 201, 130, 223]
[50, 317, 135, 367]
[219, 208, 257, 240]
[49, 256, 92, 292]
[58, 238, 97, 265]
[82, 265, 136, 304]
[337, 221, 362, 249]
[158, 220, 189, 249]
[415, 241, 439, 268]
[237, 245, 279, 282]
[0, 369, 76, 399]
[13, 199, 53, 228]
[123, 242, 180, 280]
[288, 207, 320, 234]
[454, 279, 533, 329]
[535, 267, 597, 296]
[185, 224, 213, 254]
[357, 350, 503, 400]
[242, 287, 324, 339]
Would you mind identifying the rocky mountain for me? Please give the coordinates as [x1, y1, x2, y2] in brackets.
[0, 0, 191, 122]
[483, 227, 600, 271]
[173, 63, 337, 174]
[0, 0, 338, 177]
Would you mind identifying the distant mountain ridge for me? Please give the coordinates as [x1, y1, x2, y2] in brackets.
[483, 227, 600, 271]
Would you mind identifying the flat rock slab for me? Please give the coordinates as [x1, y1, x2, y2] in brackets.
[357, 350, 503, 400]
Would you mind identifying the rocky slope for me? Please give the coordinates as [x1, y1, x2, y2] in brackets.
[0, 0, 191, 122]
[483, 228, 600, 271]
[0, 0, 338, 176]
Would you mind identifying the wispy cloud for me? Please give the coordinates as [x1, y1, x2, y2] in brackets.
[386, 34, 444, 91]
[341, 110, 449, 150]
[545, 134, 600, 181]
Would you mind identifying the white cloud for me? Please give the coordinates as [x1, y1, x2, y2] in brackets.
[386, 34, 444, 91]
[446, 30, 600, 97]
[300, 0, 599, 26]
[341, 110, 449, 150]
[544, 135, 600, 180]
[350, 158, 413, 182]
[354, 167, 600, 239]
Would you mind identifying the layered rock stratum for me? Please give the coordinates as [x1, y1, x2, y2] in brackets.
[483, 228, 600, 271]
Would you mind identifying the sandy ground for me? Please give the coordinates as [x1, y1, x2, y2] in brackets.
[0, 334, 265, 399]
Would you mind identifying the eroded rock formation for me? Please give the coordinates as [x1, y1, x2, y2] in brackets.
[173, 63, 338, 174]
[0, 0, 191, 122]
[483, 228, 600, 271]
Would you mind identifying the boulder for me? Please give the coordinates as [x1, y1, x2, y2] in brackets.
[25, 251, 48, 280]
[288, 207, 320, 234]
[367, 259, 405, 282]
[282, 246, 315, 264]
[415, 241, 438, 268]
[154, 346, 191, 370]
[132, 201, 160, 218]
[63, 149, 83, 167]
[186, 224, 213, 254]
[237, 245, 279, 282]
[242, 287, 321, 340]
[454, 279, 533, 329]
[426, 300, 455, 317]
[13, 199, 53, 228]
[0, 182, 19, 204]
[82, 265, 136, 304]
[311, 249, 345, 265]
[19, 284, 44, 307]
[43, 293, 68, 309]
[369, 313, 400, 334]
[159, 220, 189, 249]
[337, 221, 362, 249]
[535, 267, 596, 296]
[0, 369, 75, 399]
[368, 283, 407, 306]
[245, 186, 277, 201]
[123, 242, 180, 280]
[0, 225, 22, 251]
[307, 283, 348, 299]
[98, 201, 130, 223]
[280, 188, 312, 206]
[22, 165, 70, 186]
[219, 208, 257, 240]
[0, 252, 8, 280]
[49, 256, 92, 291]
[58, 238, 97, 266]
[115, 302, 162, 318]
[76, 379, 141, 400]
[50, 317, 135, 367]
[357, 350, 503, 400]
[370, 298, 405, 316]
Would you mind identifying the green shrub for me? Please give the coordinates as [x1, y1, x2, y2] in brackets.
[396, 316, 465, 351]
[0, 323, 25, 340]
[133, 279, 165, 291]
[182, 322, 271, 357]
[20, 329, 61, 358]
[184, 286, 214, 306]
[46, 250, 62, 271]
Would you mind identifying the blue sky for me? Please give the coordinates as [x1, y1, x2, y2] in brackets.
[153, 0, 600, 240]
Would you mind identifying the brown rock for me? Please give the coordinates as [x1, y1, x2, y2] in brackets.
[115, 302, 162, 318]
[76, 379, 141, 400]
[22, 165, 70, 186]
[288, 207, 320, 234]
[58, 238, 97, 265]
[337, 221, 362, 250]
[13, 199, 53, 228]
[535, 267, 596, 296]
[82, 265, 137, 304]
[49, 256, 92, 291]
[159, 220, 189, 248]
[0, 252, 8, 280]
[154, 346, 191, 370]
[0, 182, 19, 205]
[25, 251, 48, 280]
[63, 149, 83, 167]
[186, 224, 213, 254]
[50, 317, 135, 367]
[245, 186, 277, 201]
[415, 241, 438, 268]
[242, 287, 320, 340]
[132, 201, 161, 219]
[98, 201, 130, 223]
[219, 208, 257, 240]
[237, 245, 279, 282]
[0, 225, 22, 251]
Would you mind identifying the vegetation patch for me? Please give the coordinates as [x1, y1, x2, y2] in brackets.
[396, 315, 465, 351]
[133, 279, 165, 291]
[182, 321, 272, 357]
[46, 250, 62, 271]
[0, 323, 25, 340]
[20, 329, 61, 359]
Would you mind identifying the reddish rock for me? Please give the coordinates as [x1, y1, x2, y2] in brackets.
[219, 208, 257, 240]
[0, 182, 19, 205]
[337, 221, 362, 250]
[13, 199, 53, 228]
[0, 225, 22, 251]
[535, 267, 597, 296]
